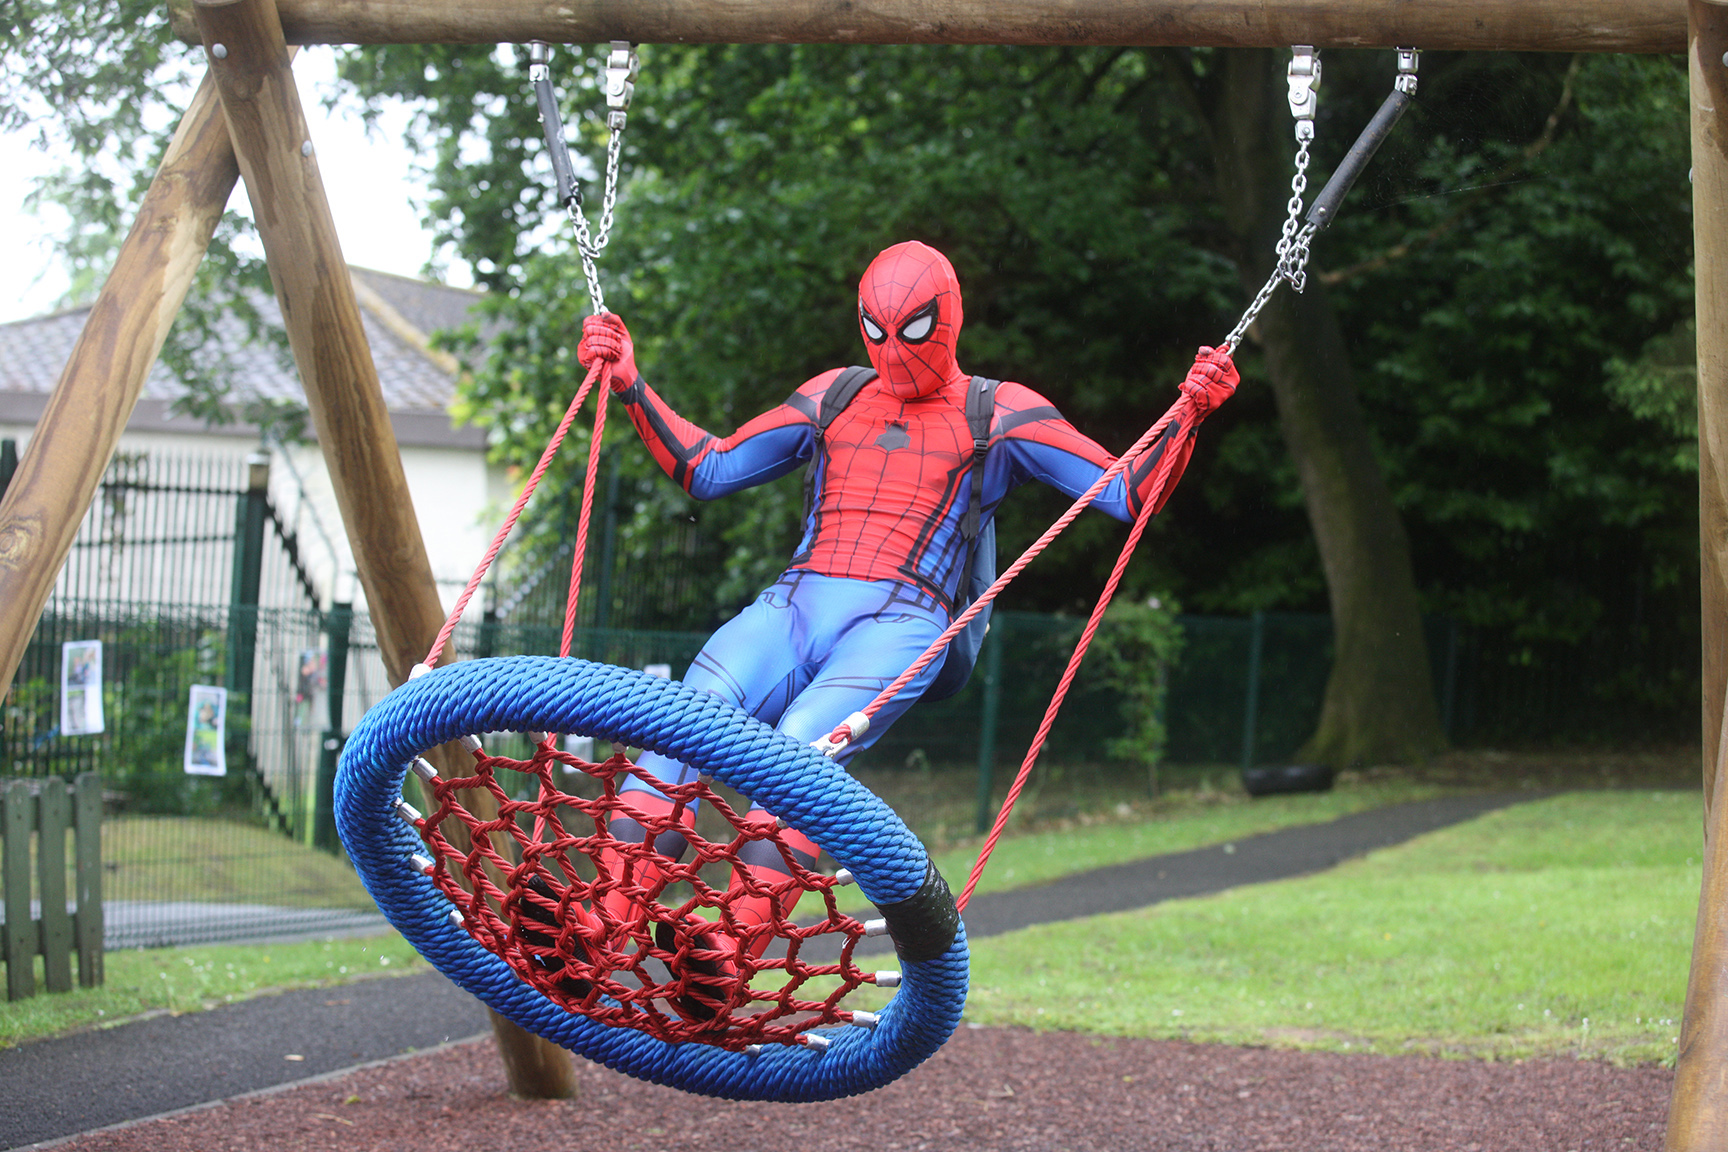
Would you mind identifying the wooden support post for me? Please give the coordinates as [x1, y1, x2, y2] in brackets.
[1673, 4, 1728, 1146]
[190, 0, 444, 686]
[0, 75, 238, 692]
[165, 0, 1690, 54]
[190, 0, 574, 1100]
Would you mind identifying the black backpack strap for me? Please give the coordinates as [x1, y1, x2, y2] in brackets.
[958, 375, 1000, 571]
[818, 366, 878, 433]
[803, 366, 878, 529]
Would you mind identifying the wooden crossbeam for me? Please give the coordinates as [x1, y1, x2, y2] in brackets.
[164, 0, 1687, 53]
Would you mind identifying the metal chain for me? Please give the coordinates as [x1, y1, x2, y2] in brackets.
[530, 40, 636, 317]
[569, 124, 624, 315]
[1221, 47, 1322, 355]
[1222, 135, 1317, 354]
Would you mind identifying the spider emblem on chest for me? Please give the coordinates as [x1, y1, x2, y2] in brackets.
[874, 421, 911, 452]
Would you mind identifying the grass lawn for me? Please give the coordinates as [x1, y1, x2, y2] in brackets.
[101, 816, 376, 909]
[4, 760, 1699, 1068]
[964, 789, 1699, 1065]
[0, 932, 428, 1048]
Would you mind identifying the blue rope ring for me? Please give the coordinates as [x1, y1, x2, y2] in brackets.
[336, 655, 969, 1101]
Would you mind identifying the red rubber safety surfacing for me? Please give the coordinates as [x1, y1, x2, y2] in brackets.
[413, 740, 879, 1049]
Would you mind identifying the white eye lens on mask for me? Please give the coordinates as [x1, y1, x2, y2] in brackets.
[897, 301, 938, 344]
[860, 308, 887, 343]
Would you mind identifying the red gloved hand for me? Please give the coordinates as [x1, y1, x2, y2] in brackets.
[578, 313, 640, 392]
[1177, 345, 1239, 418]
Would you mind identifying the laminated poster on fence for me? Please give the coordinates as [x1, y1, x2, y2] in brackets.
[293, 648, 327, 729]
[60, 639, 104, 736]
[184, 684, 227, 777]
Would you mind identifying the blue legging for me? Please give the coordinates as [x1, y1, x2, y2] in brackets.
[626, 570, 947, 808]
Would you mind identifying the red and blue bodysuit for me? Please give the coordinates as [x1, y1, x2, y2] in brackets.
[577, 242, 1236, 974]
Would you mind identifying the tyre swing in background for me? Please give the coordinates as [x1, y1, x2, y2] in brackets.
[335, 43, 1419, 1103]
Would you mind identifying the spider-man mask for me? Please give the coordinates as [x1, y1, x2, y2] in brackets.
[858, 242, 965, 400]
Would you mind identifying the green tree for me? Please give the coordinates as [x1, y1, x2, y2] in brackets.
[9, 20, 1698, 759]
[341, 44, 1446, 763]
[2, 0, 288, 425]
[1331, 53, 1696, 737]
[344, 43, 1248, 620]
[1192, 48, 1445, 764]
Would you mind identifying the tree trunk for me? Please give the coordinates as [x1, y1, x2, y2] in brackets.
[1206, 49, 1446, 767]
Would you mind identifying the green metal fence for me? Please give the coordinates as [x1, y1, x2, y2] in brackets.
[4, 594, 1686, 950]
[863, 610, 1333, 771]
[1, 443, 1694, 951]
[0, 449, 388, 949]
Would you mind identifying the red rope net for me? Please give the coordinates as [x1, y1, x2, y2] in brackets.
[409, 741, 879, 1048]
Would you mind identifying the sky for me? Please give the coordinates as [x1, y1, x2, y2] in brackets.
[0, 47, 467, 325]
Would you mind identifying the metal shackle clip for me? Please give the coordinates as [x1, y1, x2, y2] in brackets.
[528, 39, 551, 82]
[605, 40, 640, 116]
[1287, 46, 1321, 142]
[1395, 47, 1420, 95]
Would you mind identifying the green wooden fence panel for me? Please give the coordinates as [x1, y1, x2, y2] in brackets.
[36, 779, 72, 994]
[4, 781, 36, 1001]
[0, 776, 104, 999]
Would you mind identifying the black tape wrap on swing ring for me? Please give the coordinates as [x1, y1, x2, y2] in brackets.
[1306, 87, 1413, 230]
[877, 860, 962, 963]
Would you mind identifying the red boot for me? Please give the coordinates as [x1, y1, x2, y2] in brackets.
[596, 790, 695, 936]
[725, 812, 821, 960]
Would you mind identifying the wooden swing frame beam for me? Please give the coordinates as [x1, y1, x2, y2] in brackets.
[0, 0, 1725, 1136]
[164, 0, 1688, 53]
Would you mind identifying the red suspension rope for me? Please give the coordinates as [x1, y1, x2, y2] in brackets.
[955, 435, 1183, 912]
[426, 350, 1191, 917]
[423, 361, 612, 671]
[825, 396, 1193, 747]
[561, 384, 613, 658]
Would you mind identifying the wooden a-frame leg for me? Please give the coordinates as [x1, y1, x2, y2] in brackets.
[190, 0, 575, 1099]
[1672, 4, 1728, 1147]
[0, 74, 238, 688]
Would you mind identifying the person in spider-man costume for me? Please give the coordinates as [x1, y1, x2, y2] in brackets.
[577, 242, 1235, 1009]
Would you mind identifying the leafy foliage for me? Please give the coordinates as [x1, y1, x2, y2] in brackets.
[8, 20, 1700, 729]
[3, 0, 288, 427]
[1088, 595, 1185, 769]
[1323, 54, 1696, 650]
[341, 46, 1693, 671]
[341, 44, 1249, 622]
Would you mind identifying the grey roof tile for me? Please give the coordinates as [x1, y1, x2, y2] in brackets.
[0, 269, 482, 415]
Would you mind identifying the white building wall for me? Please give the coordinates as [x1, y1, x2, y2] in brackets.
[0, 421, 508, 615]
